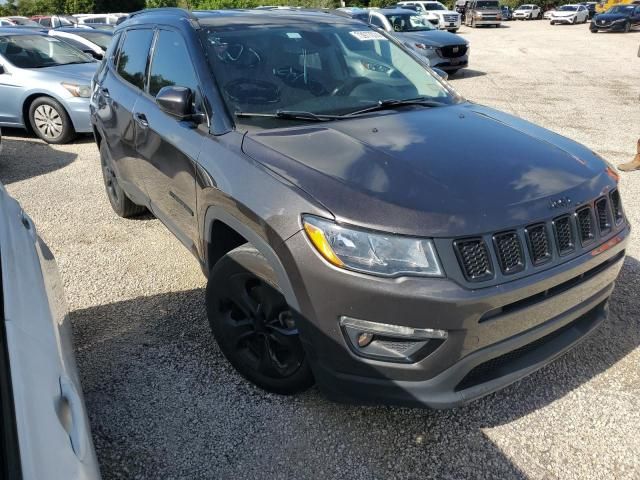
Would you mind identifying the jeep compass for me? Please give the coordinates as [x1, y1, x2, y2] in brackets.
[90, 8, 629, 408]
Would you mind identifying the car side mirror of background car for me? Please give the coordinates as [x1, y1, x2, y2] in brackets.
[156, 86, 204, 124]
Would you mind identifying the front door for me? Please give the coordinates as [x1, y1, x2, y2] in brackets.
[134, 28, 205, 253]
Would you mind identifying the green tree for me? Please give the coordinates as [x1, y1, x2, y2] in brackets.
[146, 0, 178, 7]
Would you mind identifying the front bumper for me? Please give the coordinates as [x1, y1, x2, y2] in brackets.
[284, 224, 629, 408]
[591, 21, 627, 31]
[64, 96, 92, 133]
[551, 16, 577, 23]
[472, 18, 501, 25]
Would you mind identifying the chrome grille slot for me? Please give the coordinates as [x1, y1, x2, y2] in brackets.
[553, 215, 575, 255]
[493, 231, 524, 275]
[454, 238, 493, 282]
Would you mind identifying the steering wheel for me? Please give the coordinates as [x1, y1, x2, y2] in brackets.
[224, 78, 280, 105]
[213, 41, 262, 68]
[330, 78, 373, 97]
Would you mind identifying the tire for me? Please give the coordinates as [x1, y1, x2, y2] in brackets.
[624, 21, 630, 32]
[28, 96, 76, 144]
[206, 244, 314, 395]
[448, 29, 458, 32]
[99, 141, 146, 218]
[590, 27, 597, 32]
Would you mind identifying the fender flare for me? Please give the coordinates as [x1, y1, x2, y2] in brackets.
[202, 206, 301, 311]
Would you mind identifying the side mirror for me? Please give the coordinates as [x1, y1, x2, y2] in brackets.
[432, 67, 449, 80]
[156, 85, 194, 119]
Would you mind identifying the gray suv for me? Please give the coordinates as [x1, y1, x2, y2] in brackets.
[91, 8, 628, 408]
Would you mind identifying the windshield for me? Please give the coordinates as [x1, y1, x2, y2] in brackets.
[202, 23, 459, 126]
[0, 35, 94, 68]
[476, 1, 500, 9]
[72, 31, 112, 50]
[424, 3, 446, 10]
[58, 15, 78, 26]
[607, 5, 633, 13]
[518, 5, 533, 9]
[558, 6, 578, 10]
[384, 13, 435, 31]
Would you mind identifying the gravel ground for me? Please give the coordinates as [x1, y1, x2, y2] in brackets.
[2, 20, 640, 480]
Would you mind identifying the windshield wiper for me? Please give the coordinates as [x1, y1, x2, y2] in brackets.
[235, 110, 343, 122]
[343, 97, 447, 117]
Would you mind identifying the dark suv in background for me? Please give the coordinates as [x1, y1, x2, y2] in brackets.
[91, 8, 628, 408]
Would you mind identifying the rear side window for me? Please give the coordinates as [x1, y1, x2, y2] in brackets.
[148, 30, 199, 97]
[117, 29, 153, 91]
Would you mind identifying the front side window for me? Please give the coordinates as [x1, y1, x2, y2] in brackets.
[370, 15, 386, 28]
[148, 30, 199, 98]
[201, 22, 461, 128]
[117, 29, 154, 90]
[0, 35, 94, 68]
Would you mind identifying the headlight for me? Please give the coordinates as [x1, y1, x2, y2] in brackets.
[61, 82, 91, 98]
[414, 43, 437, 51]
[302, 215, 443, 277]
[475, 12, 483, 17]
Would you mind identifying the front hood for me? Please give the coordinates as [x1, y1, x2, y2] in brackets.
[30, 62, 98, 84]
[242, 103, 613, 237]
[594, 13, 628, 20]
[395, 30, 467, 47]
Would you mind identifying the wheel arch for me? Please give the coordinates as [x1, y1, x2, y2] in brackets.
[21, 92, 69, 133]
[202, 206, 301, 311]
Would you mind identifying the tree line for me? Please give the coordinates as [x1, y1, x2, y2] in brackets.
[0, 0, 558, 18]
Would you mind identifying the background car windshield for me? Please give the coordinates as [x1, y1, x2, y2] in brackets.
[385, 14, 434, 31]
[518, 5, 533, 9]
[0, 35, 93, 68]
[424, 4, 446, 10]
[202, 23, 458, 123]
[559, 5, 578, 10]
[9, 17, 40, 26]
[72, 31, 112, 50]
[607, 5, 633, 12]
[476, 1, 499, 8]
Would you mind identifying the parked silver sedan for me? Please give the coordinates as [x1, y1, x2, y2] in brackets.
[0, 174, 101, 479]
[0, 29, 98, 143]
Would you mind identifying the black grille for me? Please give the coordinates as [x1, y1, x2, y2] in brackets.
[575, 207, 595, 246]
[493, 231, 524, 275]
[439, 45, 468, 58]
[525, 224, 551, 266]
[610, 190, 623, 225]
[595, 197, 611, 235]
[553, 215, 574, 255]
[454, 239, 493, 282]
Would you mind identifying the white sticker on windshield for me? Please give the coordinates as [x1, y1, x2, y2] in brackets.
[349, 31, 385, 41]
[286, 32, 302, 39]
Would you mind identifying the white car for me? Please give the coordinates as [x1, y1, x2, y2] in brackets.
[73, 13, 128, 25]
[48, 28, 113, 60]
[550, 4, 589, 23]
[0, 178, 101, 480]
[513, 4, 541, 19]
[397, 1, 462, 32]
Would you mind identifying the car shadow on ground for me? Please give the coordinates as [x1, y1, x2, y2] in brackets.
[70, 250, 640, 479]
[0, 129, 79, 184]
[451, 68, 487, 79]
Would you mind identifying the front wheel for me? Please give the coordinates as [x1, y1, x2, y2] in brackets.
[623, 20, 630, 32]
[99, 141, 146, 218]
[206, 245, 314, 395]
[28, 97, 76, 144]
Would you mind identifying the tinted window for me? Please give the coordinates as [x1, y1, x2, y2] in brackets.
[40, 18, 51, 27]
[117, 29, 153, 90]
[148, 30, 199, 97]
[370, 15, 386, 27]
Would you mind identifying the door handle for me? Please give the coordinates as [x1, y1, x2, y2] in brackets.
[59, 376, 89, 460]
[134, 112, 148, 128]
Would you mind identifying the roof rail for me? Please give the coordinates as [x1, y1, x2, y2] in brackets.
[126, 8, 196, 21]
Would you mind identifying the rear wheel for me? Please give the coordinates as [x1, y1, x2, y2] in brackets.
[99, 141, 146, 218]
[623, 20, 631, 32]
[206, 245, 314, 394]
[28, 97, 76, 144]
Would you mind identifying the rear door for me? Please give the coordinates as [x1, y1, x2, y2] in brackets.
[633, 6, 640, 26]
[133, 28, 205, 253]
[98, 28, 154, 200]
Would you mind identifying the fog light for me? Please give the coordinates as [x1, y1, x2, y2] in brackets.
[340, 316, 447, 340]
[357, 332, 374, 347]
[340, 316, 447, 363]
